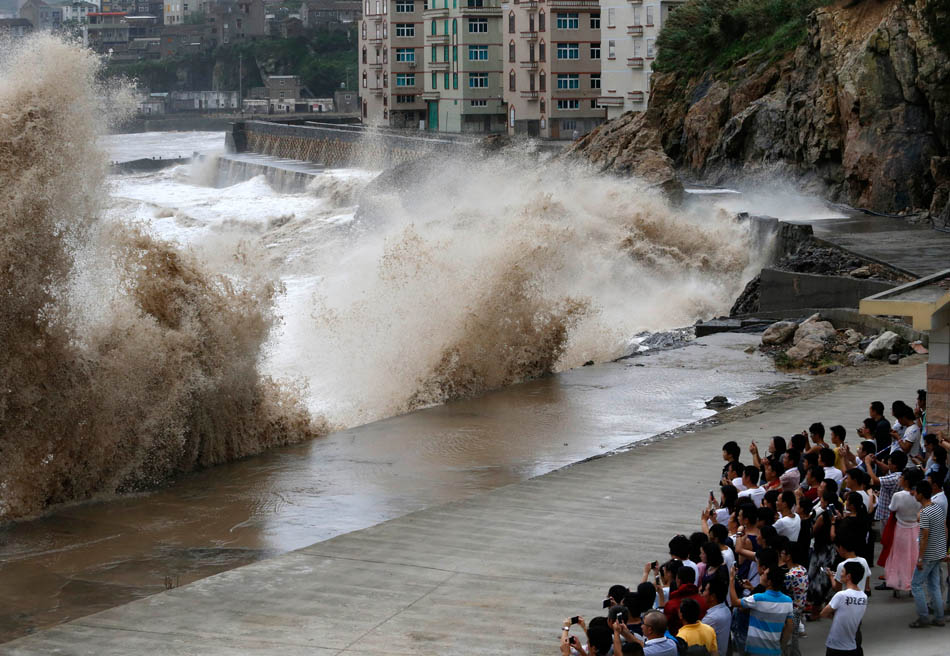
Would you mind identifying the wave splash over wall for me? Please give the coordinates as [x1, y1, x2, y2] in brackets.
[0, 35, 324, 521]
[277, 155, 763, 426]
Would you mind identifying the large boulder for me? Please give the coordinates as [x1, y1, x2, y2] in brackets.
[762, 320, 798, 345]
[787, 337, 826, 362]
[793, 316, 836, 345]
[865, 330, 902, 359]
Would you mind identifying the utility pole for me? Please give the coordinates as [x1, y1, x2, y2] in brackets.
[238, 53, 243, 113]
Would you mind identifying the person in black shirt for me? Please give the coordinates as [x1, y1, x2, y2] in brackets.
[858, 401, 892, 454]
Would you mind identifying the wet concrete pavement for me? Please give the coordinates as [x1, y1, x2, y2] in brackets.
[5, 363, 938, 655]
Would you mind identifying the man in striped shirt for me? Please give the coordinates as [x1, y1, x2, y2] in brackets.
[909, 480, 948, 627]
[728, 564, 795, 655]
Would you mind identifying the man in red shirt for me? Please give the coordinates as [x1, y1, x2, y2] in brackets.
[663, 566, 706, 634]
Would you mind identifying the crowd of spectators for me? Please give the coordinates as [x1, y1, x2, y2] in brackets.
[559, 390, 949, 656]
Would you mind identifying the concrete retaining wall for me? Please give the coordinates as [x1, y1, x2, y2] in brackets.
[233, 120, 471, 168]
[759, 268, 897, 312]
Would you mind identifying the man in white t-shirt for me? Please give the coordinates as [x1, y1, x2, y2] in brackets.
[820, 448, 844, 486]
[737, 465, 765, 507]
[773, 491, 801, 541]
[821, 561, 868, 655]
[892, 405, 922, 457]
[830, 540, 872, 594]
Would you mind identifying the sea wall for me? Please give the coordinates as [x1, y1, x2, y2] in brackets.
[232, 121, 471, 168]
[758, 268, 897, 312]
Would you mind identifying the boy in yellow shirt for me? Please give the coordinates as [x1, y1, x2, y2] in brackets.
[676, 598, 718, 655]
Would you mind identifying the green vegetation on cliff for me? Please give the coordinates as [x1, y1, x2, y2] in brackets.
[655, 0, 831, 79]
[105, 26, 357, 97]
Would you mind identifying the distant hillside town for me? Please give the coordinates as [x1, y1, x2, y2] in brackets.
[0, 0, 361, 114]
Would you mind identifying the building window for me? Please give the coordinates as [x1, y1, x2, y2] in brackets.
[453, 72, 458, 88]
[362, 21, 366, 38]
[561, 119, 577, 130]
[444, 44, 449, 60]
[633, 40, 640, 56]
[396, 73, 416, 86]
[539, 70, 546, 91]
[508, 70, 515, 91]
[453, 45, 458, 60]
[590, 73, 600, 89]
[556, 99, 579, 110]
[632, 7, 640, 24]
[362, 46, 367, 63]
[452, 18, 457, 33]
[383, 72, 389, 87]
[556, 42, 578, 59]
[646, 5, 654, 25]
[362, 71, 367, 87]
[539, 40, 546, 60]
[556, 73, 579, 89]
[431, 70, 437, 88]
[590, 43, 600, 59]
[590, 13, 599, 29]
[508, 11, 514, 33]
[555, 13, 578, 29]
[444, 71, 449, 88]
[395, 0, 414, 11]
[471, 99, 487, 106]
[608, 39, 615, 59]
[383, 47, 389, 63]
[646, 38, 655, 57]
[538, 10, 544, 31]
[396, 94, 415, 102]
[509, 40, 515, 62]
[468, 17, 487, 32]
[469, 45, 488, 60]
[395, 23, 414, 36]
[432, 44, 437, 61]
[431, 19, 436, 34]
[607, 7, 615, 27]
[396, 47, 414, 62]
[471, 72, 489, 88]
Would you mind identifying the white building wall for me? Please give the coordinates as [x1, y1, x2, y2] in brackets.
[598, 0, 681, 118]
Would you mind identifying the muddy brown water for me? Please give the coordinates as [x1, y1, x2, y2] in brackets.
[0, 333, 794, 643]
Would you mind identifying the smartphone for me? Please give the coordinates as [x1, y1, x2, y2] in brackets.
[571, 616, 580, 625]
[602, 599, 611, 608]
[651, 560, 658, 570]
[569, 636, 578, 645]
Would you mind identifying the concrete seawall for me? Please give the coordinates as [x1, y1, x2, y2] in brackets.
[232, 121, 473, 169]
[6, 362, 939, 656]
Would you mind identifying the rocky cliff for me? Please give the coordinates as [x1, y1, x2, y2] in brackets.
[570, 0, 950, 217]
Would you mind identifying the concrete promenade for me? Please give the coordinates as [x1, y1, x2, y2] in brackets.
[5, 363, 944, 655]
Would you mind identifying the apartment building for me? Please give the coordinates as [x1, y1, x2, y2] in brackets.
[358, 0, 506, 133]
[597, 0, 682, 117]
[501, 0, 605, 138]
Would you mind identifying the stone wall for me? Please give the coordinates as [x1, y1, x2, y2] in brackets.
[759, 268, 897, 313]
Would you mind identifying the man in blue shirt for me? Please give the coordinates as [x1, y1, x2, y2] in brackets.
[702, 578, 731, 656]
[728, 564, 795, 656]
[625, 610, 678, 656]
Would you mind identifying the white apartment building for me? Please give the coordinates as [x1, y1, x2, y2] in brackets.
[597, 0, 682, 118]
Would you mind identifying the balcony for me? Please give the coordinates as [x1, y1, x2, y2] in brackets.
[627, 0, 643, 3]
[520, 30, 538, 40]
[626, 56, 643, 68]
[626, 24, 643, 35]
[422, 6, 449, 16]
[597, 95, 624, 106]
[519, 90, 539, 100]
[519, 59, 539, 70]
[627, 90, 645, 102]
[519, 0, 539, 7]
[369, 34, 384, 43]
[461, 4, 502, 15]
[428, 59, 450, 69]
[425, 32, 451, 43]
[422, 90, 440, 100]
[367, 60, 384, 69]
[547, 0, 599, 7]
[370, 86, 385, 95]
